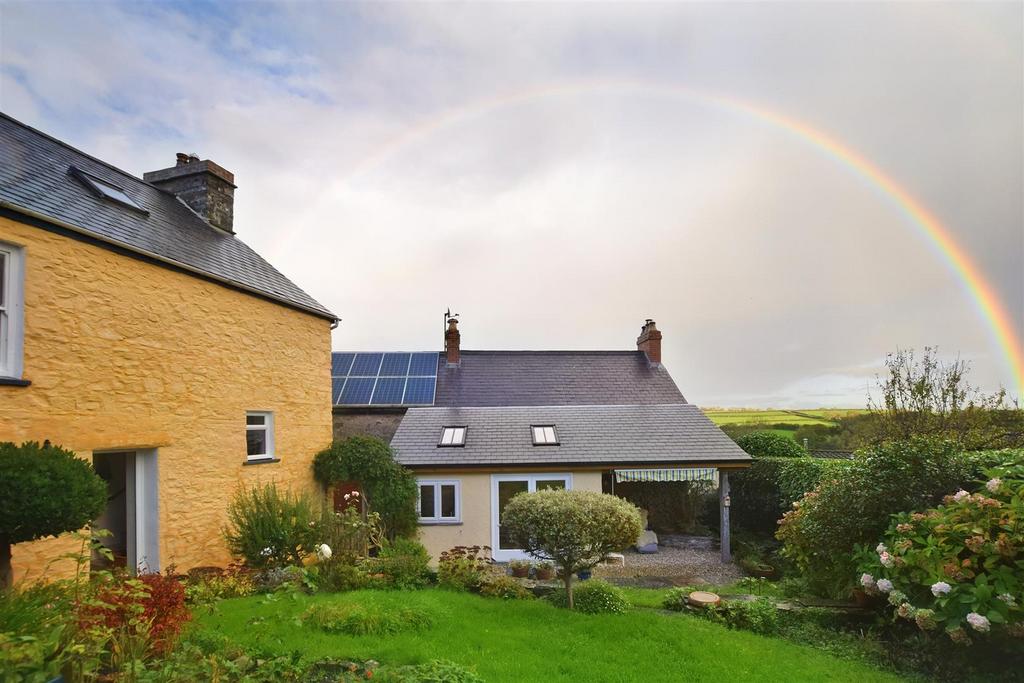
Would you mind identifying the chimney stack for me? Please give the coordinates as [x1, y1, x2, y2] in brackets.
[445, 316, 461, 366]
[144, 154, 237, 233]
[636, 319, 662, 365]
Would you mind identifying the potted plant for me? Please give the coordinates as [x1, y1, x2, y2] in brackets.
[509, 560, 531, 578]
[534, 561, 555, 581]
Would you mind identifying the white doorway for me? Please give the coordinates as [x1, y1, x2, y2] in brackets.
[491, 473, 571, 562]
[92, 449, 159, 573]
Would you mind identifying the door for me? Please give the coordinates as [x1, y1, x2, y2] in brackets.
[92, 449, 160, 573]
[491, 473, 571, 562]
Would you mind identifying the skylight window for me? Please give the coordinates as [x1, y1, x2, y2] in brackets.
[438, 426, 467, 447]
[532, 425, 559, 445]
[69, 166, 147, 214]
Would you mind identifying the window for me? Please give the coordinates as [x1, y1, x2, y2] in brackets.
[531, 425, 558, 445]
[417, 480, 460, 523]
[245, 412, 275, 460]
[0, 242, 25, 379]
[438, 426, 467, 447]
[69, 166, 148, 214]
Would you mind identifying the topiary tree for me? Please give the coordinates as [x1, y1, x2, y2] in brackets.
[0, 441, 107, 586]
[313, 436, 418, 540]
[501, 490, 642, 609]
[735, 431, 808, 458]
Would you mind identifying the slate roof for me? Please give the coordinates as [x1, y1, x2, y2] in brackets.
[390, 404, 750, 468]
[434, 351, 686, 407]
[0, 113, 335, 320]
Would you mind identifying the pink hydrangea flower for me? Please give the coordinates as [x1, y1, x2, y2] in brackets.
[930, 581, 951, 597]
[877, 578, 894, 593]
[966, 612, 990, 633]
[860, 573, 876, 589]
[986, 478, 1002, 493]
[952, 489, 969, 502]
[876, 543, 887, 554]
[879, 551, 894, 568]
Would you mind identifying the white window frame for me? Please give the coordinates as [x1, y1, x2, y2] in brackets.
[531, 425, 559, 445]
[245, 411, 275, 460]
[417, 479, 461, 524]
[438, 426, 467, 447]
[0, 241, 25, 379]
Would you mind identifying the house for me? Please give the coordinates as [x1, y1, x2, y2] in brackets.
[0, 114, 337, 579]
[332, 317, 750, 563]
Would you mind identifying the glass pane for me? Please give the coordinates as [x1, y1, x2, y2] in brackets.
[532, 427, 544, 443]
[453, 427, 466, 445]
[498, 480, 529, 549]
[246, 414, 265, 426]
[544, 427, 556, 443]
[537, 479, 566, 491]
[419, 485, 435, 518]
[440, 485, 456, 518]
[0, 252, 6, 306]
[246, 429, 267, 456]
[441, 428, 454, 445]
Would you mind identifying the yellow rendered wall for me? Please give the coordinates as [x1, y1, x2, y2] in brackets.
[0, 216, 334, 581]
[414, 471, 602, 563]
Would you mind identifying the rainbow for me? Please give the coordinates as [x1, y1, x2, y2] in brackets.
[294, 80, 1023, 395]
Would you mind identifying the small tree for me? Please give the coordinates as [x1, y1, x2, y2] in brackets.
[0, 441, 107, 586]
[313, 436, 418, 540]
[735, 431, 808, 458]
[501, 490, 641, 609]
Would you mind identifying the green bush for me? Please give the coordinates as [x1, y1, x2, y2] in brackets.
[777, 438, 974, 597]
[223, 483, 318, 569]
[502, 490, 641, 609]
[313, 437, 418, 539]
[362, 538, 431, 590]
[661, 587, 693, 611]
[0, 441, 107, 585]
[857, 455, 1023, 644]
[437, 546, 492, 592]
[547, 580, 629, 614]
[479, 575, 533, 600]
[735, 432, 808, 458]
[385, 659, 484, 683]
[302, 602, 431, 635]
[702, 597, 780, 635]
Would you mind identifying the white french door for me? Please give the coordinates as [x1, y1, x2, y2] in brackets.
[491, 473, 572, 562]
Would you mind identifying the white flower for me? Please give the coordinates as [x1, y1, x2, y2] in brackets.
[966, 612, 990, 633]
[860, 573, 876, 589]
[259, 547, 273, 557]
[930, 581, 952, 597]
[343, 493, 351, 501]
[998, 593, 1017, 607]
[876, 543, 887, 554]
[986, 478, 1002, 493]
[879, 551, 894, 568]
[877, 579, 894, 593]
[316, 543, 333, 561]
[953, 489, 969, 502]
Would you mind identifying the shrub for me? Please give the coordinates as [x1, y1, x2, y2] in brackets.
[437, 546, 492, 592]
[361, 538, 431, 590]
[479, 575, 533, 600]
[501, 490, 641, 609]
[385, 659, 484, 683]
[184, 565, 256, 605]
[735, 432, 808, 458]
[224, 483, 318, 569]
[0, 441, 107, 586]
[547, 580, 629, 614]
[857, 456, 1023, 644]
[777, 437, 973, 596]
[313, 437, 419, 539]
[302, 602, 431, 635]
[702, 597, 780, 635]
[662, 587, 694, 611]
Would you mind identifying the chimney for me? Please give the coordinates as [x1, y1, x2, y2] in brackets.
[636, 319, 662, 365]
[445, 316, 461, 366]
[144, 154, 237, 233]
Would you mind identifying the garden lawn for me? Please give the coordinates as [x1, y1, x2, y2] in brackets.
[194, 589, 905, 682]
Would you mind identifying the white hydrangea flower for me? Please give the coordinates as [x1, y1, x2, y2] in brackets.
[259, 546, 273, 557]
[966, 612, 990, 633]
[986, 478, 1002, 493]
[930, 581, 951, 597]
[998, 593, 1017, 607]
[952, 489, 969, 502]
[877, 578, 894, 593]
[316, 543, 333, 561]
[860, 573, 876, 589]
[876, 543, 887, 554]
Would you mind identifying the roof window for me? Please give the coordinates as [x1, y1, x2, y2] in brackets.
[438, 426, 467, 447]
[69, 166, 147, 214]
[531, 425, 559, 445]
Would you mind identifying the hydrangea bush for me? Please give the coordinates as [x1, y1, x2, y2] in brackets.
[857, 459, 1023, 644]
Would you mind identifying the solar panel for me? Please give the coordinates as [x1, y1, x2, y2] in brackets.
[409, 352, 439, 376]
[339, 377, 375, 404]
[371, 377, 407, 404]
[350, 353, 383, 376]
[404, 377, 436, 404]
[379, 353, 411, 376]
[331, 353, 355, 376]
[332, 377, 346, 403]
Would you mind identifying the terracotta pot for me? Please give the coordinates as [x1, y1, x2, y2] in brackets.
[851, 588, 871, 607]
[511, 565, 530, 578]
[535, 567, 555, 581]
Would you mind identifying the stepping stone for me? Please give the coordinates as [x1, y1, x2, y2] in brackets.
[602, 552, 625, 566]
[688, 591, 721, 607]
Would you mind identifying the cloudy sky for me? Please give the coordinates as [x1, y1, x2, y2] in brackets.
[2, 1, 1021, 407]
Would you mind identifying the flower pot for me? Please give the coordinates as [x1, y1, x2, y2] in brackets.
[534, 567, 555, 581]
[511, 565, 530, 578]
[576, 569, 592, 581]
[851, 588, 870, 608]
[749, 564, 775, 579]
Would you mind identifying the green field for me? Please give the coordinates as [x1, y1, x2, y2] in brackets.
[701, 408, 864, 427]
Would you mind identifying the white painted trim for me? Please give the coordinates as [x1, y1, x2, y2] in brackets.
[490, 473, 572, 562]
[93, 448, 160, 574]
[416, 478, 461, 524]
[245, 411, 275, 460]
[0, 240, 25, 379]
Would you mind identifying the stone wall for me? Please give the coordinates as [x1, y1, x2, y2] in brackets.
[332, 410, 406, 444]
[0, 216, 334, 580]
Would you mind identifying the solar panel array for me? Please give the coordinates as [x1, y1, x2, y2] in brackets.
[332, 352, 439, 406]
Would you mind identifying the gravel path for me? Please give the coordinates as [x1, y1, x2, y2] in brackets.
[593, 545, 743, 587]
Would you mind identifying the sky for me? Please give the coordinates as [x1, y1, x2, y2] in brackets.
[1, 1, 1021, 407]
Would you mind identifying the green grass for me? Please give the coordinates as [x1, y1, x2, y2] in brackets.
[702, 408, 864, 427]
[195, 589, 904, 682]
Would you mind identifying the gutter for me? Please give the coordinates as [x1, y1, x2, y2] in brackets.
[1, 202, 340, 325]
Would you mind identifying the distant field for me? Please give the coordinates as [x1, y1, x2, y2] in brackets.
[701, 408, 865, 427]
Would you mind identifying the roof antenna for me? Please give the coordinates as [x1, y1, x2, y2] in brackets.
[444, 307, 459, 335]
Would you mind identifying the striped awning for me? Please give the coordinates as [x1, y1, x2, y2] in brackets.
[614, 468, 717, 483]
